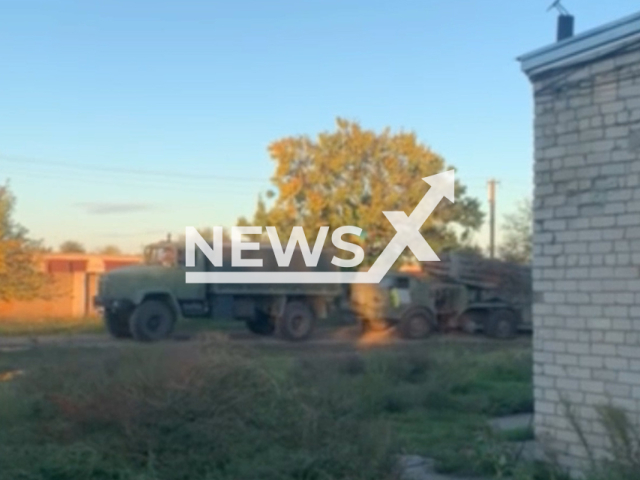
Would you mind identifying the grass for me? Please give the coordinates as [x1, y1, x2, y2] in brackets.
[0, 315, 248, 338]
[286, 345, 534, 477]
[498, 425, 535, 442]
[0, 338, 536, 480]
[0, 305, 351, 339]
[0, 316, 104, 336]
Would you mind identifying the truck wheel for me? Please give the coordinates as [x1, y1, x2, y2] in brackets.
[276, 301, 315, 341]
[104, 310, 132, 339]
[398, 310, 434, 340]
[486, 309, 517, 339]
[129, 300, 175, 342]
[246, 312, 275, 336]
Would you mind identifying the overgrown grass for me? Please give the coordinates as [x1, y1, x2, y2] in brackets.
[0, 339, 535, 479]
[498, 425, 535, 442]
[564, 402, 640, 480]
[0, 339, 394, 480]
[287, 345, 534, 477]
[0, 316, 104, 336]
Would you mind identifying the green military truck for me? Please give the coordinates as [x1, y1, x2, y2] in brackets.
[94, 239, 342, 342]
[350, 254, 532, 340]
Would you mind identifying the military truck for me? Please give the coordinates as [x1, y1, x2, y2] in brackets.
[94, 239, 342, 342]
[350, 254, 532, 339]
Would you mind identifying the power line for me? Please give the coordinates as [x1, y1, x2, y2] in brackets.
[0, 153, 534, 202]
[0, 168, 253, 196]
[0, 154, 270, 184]
[0, 164, 248, 189]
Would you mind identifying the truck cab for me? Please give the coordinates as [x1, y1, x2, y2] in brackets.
[350, 272, 441, 339]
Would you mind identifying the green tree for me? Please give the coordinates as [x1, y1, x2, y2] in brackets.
[499, 198, 532, 264]
[237, 195, 270, 240]
[98, 245, 122, 255]
[0, 184, 48, 300]
[241, 118, 483, 263]
[446, 243, 485, 257]
[59, 240, 86, 253]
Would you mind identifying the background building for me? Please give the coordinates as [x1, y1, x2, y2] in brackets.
[0, 253, 141, 319]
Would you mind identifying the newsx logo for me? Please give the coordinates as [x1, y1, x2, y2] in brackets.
[185, 170, 454, 284]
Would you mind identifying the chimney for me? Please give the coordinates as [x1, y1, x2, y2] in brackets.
[557, 14, 574, 41]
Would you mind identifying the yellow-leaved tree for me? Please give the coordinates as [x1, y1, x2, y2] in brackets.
[239, 119, 483, 264]
[0, 184, 48, 300]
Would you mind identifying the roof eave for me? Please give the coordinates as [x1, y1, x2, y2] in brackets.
[518, 10, 640, 78]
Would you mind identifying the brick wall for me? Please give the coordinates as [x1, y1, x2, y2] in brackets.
[531, 45, 640, 475]
[0, 254, 142, 320]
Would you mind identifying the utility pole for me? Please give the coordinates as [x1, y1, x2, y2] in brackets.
[488, 179, 498, 259]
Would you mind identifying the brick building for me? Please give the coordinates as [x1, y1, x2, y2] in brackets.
[519, 12, 640, 475]
[0, 253, 141, 319]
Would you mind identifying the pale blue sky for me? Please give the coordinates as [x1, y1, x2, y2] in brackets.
[1, 0, 637, 253]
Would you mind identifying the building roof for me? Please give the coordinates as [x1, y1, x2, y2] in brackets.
[43, 253, 141, 261]
[519, 11, 640, 77]
[38, 253, 142, 273]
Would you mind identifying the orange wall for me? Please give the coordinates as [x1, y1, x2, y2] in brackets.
[0, 253, 141, 320]
[0, 272, 76, 318]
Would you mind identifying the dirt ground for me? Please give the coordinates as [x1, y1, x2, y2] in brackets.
[0, 324, 532, 354]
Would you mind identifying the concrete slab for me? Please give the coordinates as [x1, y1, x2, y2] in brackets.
[397, 455, 490, 480]
[488, 413, 533, 432]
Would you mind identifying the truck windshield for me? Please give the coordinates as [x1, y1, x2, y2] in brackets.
[144, 246, 180, 267]
[379, 276, 395, 289]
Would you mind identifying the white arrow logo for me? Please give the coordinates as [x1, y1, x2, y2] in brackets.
[186, 170, 455, 284]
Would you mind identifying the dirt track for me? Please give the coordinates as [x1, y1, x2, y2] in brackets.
[0, 326, 532, 354]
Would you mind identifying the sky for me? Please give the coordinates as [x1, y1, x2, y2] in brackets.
[1, 0, 638, 254]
